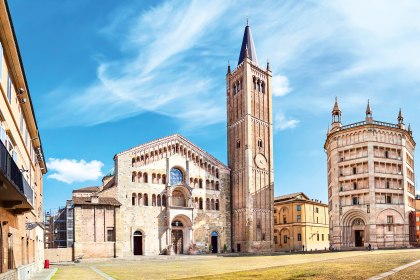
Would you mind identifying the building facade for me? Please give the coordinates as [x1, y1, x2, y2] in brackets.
[274, 193, 329, 252]
[72, 135, 231, 257]
[325, 99, 416, 249]
[227, 23, 274, 253]
[0, 1, 47, 279]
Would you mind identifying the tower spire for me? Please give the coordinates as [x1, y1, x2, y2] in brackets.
[398, 108, 403, 123]
[331, 97, 342, 130]
[237, 22, 258, 65]
[366, 100, 373, 123]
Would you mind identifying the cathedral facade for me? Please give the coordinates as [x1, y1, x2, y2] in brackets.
[71, 24, 274, 257]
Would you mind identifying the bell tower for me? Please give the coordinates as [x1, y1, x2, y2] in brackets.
[227, 23, 274, 252]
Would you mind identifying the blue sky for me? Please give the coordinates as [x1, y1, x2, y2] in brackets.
[8, 0, 420, 211]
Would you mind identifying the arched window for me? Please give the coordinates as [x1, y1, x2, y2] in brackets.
[132, 193, 137, 206]
[157, 194, 162, 206]
[138, 172, 142, 183]
[253, 76, 257, 90]
[211, 199, 215, 210]
[138, 193, 143, 206]
[257, 80, 261, 92]
[261, 82, 265, 93]
[171, 220, 183, 227]
[132, 158, 136, 167]
[132, 172, 137, 182]
[216, 169, 219, 179]
[215, 199, 219, 211]
[152, 173, 157, 184]
[199, 179, 203, 189]
[162, 174, 166, 184]
[144, 193, 149, 206]
[215, 182, 220, 191]
[206, 198, 210, 210]
[199, 198, 203, 209]
[143, 173, 148, 183]
[170, 167, 184, 185]
[152, 194, 156, 206]
[162, 195, 167, 207]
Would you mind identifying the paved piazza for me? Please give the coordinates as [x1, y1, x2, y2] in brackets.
[49, 249, 420, 280]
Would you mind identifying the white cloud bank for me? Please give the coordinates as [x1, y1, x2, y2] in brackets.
[274, 113, 299, 131]
[47, 158, 104, 184]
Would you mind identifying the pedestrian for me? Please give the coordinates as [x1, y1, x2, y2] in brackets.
[302, 245, 305, 253]
[368, 244, 371, 251]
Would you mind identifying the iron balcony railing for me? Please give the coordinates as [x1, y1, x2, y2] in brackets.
[0, 139, 33, 205]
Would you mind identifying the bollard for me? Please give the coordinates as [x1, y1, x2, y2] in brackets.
[44, 259, 50, 269]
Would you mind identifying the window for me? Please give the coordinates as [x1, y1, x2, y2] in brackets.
[170, 168, 183, 185]
[387, 216, 393, 224]
[283, 215, 287, 224]
[322, 234, 324, 241]
[352, 197, 359, 205]
[353, 167, 357, 175]
[107, 227, 115, 241]
[315, 207, 319, 213]
[316, 217, 319, 223]
[385, 151, 389, 158]
[283, 235, 288, 244]
[296, 205, 301, 211]
[0, 126, 5, 144]
[297, 233, 302, 241]
[386, 181, 390, 189]
[236, 140, 240, 149]
[257, 139, 263, 148]
[353, 182, 357, 190]
[7, 75, 12, 103]
[386, 195, 391, 204]
[297, 215, 301, 222]
[317, 234, 319, 241]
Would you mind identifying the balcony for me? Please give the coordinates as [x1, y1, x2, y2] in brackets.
[0, 140, 33, 214]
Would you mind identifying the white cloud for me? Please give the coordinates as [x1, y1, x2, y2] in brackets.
[47, 158, 104, 184]
[272, 75, 291, 97]
[42, 0, 229, 129]
[274, 113, 299, 131]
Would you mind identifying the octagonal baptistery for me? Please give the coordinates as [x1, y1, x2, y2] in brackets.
[114, 134, 231, 255]
[325, 99, 417, 249]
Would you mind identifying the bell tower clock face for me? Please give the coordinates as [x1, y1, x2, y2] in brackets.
[255, 153, 268, 169]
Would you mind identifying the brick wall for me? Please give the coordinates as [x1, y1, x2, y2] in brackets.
[44, 248, 73, 263]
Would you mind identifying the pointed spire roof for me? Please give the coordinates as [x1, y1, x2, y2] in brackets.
[332, 97, 341, 113]
[408, 123, 412, 132]
[398, 108, 403, 123]
[366, 100, 372, 115]
[237, 22, 258, 65]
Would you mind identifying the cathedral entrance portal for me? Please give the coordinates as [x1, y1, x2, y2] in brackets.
[355, 230, 364, 247]
[171, 229, 183, 254]
[133, 231, 143, 255]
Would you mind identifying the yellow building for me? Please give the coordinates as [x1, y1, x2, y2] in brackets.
[274, 193, 329, 252]
[0, 1, 47, 279]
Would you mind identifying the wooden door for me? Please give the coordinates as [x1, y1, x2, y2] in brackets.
[172, 230, 183, 254]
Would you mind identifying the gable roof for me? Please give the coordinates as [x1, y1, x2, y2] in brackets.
[274, 192, 308, 202]
[72, 186, 100, 193]
[72, 196, 121, 206]
[116, 134, 229, 170]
